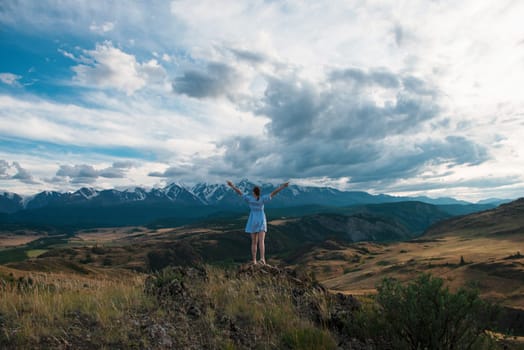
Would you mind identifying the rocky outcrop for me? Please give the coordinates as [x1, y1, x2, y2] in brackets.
[144, 264, 371, 349]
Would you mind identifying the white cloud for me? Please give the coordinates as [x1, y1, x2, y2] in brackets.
[71, 41, 158, 95]
[67, 42, 171, 95]
[56, 161, 136, 183]
[0, 86, 265, 165]
[0, 150, 171, 195]
[58, 48, 76, 60]
[0, 160, 39, 185]
[140, 59, 168, 84]
[89, 21, 115, 34]
[0, 73, 22, 86]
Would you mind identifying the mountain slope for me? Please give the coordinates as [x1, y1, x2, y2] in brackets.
[308, 199, 524, 318]
[337, 201, 452, 235]
[0, 192, 23, 213]
[425, 197, 524, 237]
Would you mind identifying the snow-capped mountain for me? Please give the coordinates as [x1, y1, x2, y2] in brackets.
[25, 190, 63, 209]
[191, 183, 230, 205]
[0, 180, 491, 216]
[0, 191, 24, 213]
[0, 181, 502, 229]
[162, 183, 204, 205]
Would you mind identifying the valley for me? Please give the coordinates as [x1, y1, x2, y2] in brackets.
[1, 195, 523, 348]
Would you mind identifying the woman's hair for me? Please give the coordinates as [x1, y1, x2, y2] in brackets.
[253, 186, 260, 199]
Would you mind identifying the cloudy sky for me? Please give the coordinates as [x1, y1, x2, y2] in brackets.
[1, 0, 523, 201]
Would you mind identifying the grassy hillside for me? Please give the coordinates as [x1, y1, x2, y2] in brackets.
[1, 263, 512, 349]
[426, 198, 524, 237]
[0, 263, 363, 349]
[305, 198, 524, 300]
[301, 198, 524, 340]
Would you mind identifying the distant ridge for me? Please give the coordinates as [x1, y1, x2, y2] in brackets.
[475, 198, 512, 206]
[0, 180, 486, 214]
[0, 181, 502, 229]
[425, 197, 524, 237]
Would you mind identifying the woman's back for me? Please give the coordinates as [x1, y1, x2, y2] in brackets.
[243, 194, 271, 211]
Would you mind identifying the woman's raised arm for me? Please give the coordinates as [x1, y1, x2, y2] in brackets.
[270, 182, 289, 198]
[227, 180, 243, 196]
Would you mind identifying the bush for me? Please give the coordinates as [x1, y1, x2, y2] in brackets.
[370, 274, 498, 349]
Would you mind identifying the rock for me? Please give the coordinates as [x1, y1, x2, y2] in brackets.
[187, 304, 201, 318]
[141, 264, 367, 349]
[148, 323, 173, 348]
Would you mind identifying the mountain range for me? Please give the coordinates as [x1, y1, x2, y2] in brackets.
[0, 180, 510, 228]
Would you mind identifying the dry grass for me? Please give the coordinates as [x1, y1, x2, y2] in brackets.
[25, 249, 48, 258]
[189, 265, 337, 349]
[0, 268, 152, 348]
[0, 235, 43, 248]
[309, 235, 524, 309]
[1, 263, 341, 349]
[75, 228, 147, 243]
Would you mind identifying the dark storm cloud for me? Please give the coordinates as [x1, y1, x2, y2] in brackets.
[260, 70, 437, 143]
[210, 67, 491, 186]
[0, 160, 9, 178]
[98, 167, 125, 178]
[57, 164, 99, 179]
[257, 78, 321, 140]
[216, 133, 382, 180]
[421, 136, 489, 166]
[329, 67, 400, 88]
[11, 162, 39, 184]
[55, 162, 135, 183]
[402, 76, 436, 96]
[380, 175, 521, 194]
[230, 48, 267, 64]
[112, 160, 136, 169]
[172, 62, 240, 99]
[0, 160, 39, 184]
[216, 134, 489, 186]
[340, 136, 489, 183]
[98, 161, 135, 178]
[56, 165, 99, 185]
[393, 24, 403, 46]
[148, 166, 191, 178]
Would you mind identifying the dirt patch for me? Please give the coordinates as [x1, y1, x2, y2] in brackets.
[469, 262, 524, 280]
[0, 235, 43, 248]
[270, 218, 300, 226]
[405, 238, 443, 243]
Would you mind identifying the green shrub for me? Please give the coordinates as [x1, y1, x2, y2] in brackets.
[144, 266, 184, 295]
[371, 274, 498, 350]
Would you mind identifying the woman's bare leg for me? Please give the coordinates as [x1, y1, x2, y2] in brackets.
[258, 231, 266, 264]
[250, 233, 258, 264]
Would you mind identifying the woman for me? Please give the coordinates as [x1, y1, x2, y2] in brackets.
[227, 180, 289, 265]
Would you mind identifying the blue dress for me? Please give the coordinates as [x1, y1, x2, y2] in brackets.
[243, 194, 272, 233]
